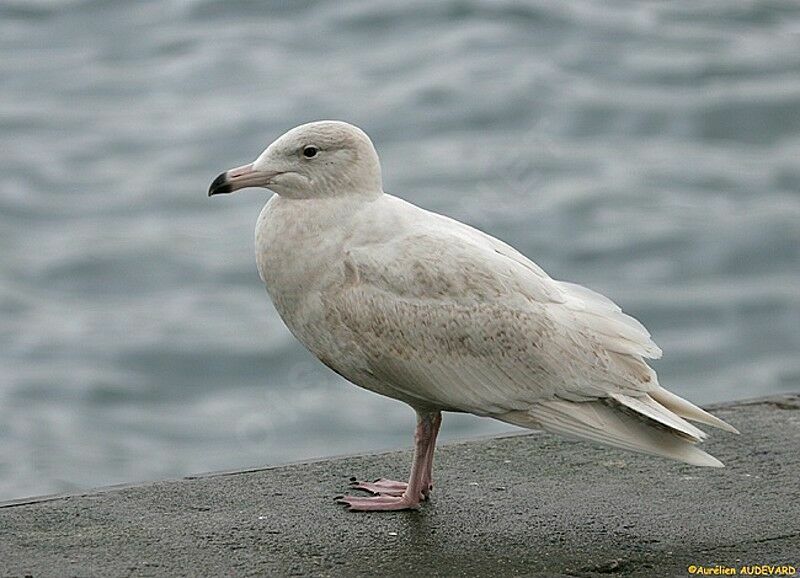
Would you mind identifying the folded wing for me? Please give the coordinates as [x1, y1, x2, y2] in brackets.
[328, 225, 736, 465]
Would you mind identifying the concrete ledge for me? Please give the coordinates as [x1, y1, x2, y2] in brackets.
[1, 394, 799, 577]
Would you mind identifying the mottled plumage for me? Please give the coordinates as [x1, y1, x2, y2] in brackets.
[210, 120, 738, 511]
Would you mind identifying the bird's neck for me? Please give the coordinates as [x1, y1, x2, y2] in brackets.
[255, 194, 376, 290]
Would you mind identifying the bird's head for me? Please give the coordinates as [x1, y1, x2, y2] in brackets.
[208, 120, 383, 200]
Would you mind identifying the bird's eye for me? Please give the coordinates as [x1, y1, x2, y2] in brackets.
[302, 145, 319, 158]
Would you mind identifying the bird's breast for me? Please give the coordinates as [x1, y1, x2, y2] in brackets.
[254, 197, 353, 336]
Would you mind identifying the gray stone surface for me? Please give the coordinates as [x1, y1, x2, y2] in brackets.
[1, 394, 799, 577]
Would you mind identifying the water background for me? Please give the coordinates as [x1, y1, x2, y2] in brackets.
[1, 0, 799, 501]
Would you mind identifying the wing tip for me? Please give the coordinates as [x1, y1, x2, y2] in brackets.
[715, 420, 740, 435]
[650, 386, 740, 435]
[502, 401, 729, 469]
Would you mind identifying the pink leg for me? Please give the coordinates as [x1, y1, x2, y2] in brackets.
[422, 412, 442, 494]
[350, 412, 442, 499]
[337, 410, 442, 511]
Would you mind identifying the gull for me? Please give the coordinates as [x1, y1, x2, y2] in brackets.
[209, 121, 738, 511]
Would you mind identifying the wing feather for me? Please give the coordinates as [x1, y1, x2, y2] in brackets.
[558, 281, 662, 359]
[320, 197, 737, 465]
[329, 231, 658, 414]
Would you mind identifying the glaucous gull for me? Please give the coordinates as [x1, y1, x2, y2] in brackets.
[209, 121, 738, 511]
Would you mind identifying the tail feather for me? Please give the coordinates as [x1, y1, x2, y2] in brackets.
[650, 386, 740, 434]
[499, 399, 725, 468]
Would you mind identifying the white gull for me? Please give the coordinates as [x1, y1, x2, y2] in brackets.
[209, 120, 738, 511]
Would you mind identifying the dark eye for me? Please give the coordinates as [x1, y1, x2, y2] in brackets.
[302, 145, 318, 158]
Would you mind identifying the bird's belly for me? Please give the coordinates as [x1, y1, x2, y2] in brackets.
[262, 267, 439, 408]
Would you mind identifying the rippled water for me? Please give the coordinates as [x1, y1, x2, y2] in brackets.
[1, 0, 799, 501]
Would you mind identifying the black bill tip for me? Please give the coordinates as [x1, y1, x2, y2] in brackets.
[208, 172, 232, 197]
